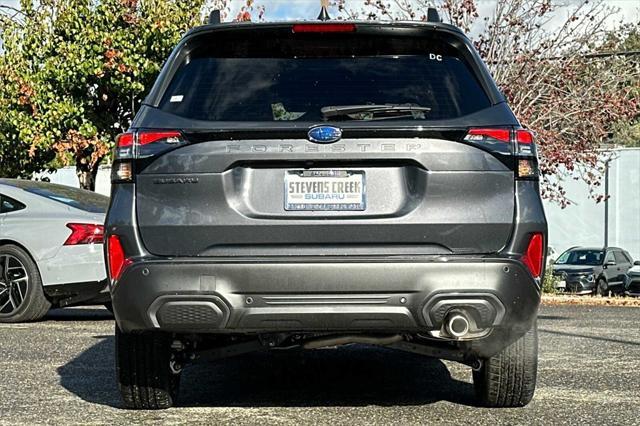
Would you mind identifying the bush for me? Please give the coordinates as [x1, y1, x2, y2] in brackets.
[542, 272, 560, 295]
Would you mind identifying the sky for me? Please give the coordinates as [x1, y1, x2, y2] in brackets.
[1, 0, 638, 27]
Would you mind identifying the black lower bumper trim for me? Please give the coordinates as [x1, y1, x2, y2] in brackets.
[111, 257, 539, 347]
[45, 280, 110, 307]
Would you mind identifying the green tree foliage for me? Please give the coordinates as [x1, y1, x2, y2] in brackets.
[0, 0, 205, 189]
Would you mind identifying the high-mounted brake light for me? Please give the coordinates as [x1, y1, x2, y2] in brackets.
[64, 223, 104, 245]
[521, 233, 544, 279]
[292, 23, 356, 33]
[107, 235, 131, 282]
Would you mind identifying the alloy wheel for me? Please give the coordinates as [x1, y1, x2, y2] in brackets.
[0, 255, 29, 315]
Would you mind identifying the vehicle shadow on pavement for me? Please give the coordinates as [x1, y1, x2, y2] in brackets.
[46, 308, 113, 322]
[58, 338, 479, 409]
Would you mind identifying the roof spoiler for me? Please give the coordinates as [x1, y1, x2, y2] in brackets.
[208, 5, 440, 25]
[318, 0, 330, 21]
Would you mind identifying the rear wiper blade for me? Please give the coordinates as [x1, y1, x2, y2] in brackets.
[321, 104, 431, 120]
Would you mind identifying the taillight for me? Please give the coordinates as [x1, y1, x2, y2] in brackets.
[292, 23, 356, 33]
[112, 130, 186, 183]
[463, 128, 512, 154]
[137, 130, 182, 146]
[64, 223, 104, 245]
[521, 233, 544, 279]
[107, 235, 131, 281]
[515, 129, 534, 144]
[514, 129, 538, 179]
[465, 128, 511, 143]
[464, 127, 538, 178]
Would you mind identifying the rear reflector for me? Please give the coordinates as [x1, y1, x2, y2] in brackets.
[521, 233, 544, 279]
[64, 223, 104, 245]
[107, 235, 130, 281]
[292, 23, 356, 33]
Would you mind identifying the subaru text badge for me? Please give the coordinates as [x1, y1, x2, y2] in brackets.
[308, 126, 342, 144]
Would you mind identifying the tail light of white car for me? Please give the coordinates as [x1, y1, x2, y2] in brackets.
[64, 223, 105, 245]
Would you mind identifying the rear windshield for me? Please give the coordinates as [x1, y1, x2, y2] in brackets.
[159, 34, 491, 122]
[5, 180, 109, 213]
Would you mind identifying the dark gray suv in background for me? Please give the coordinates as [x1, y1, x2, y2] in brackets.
[552, 247, 635, 295]
[105, 13, 547, 409]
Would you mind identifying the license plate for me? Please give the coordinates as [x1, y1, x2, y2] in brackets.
[285, 170, 365, 211]
[556, 280, 566, 289]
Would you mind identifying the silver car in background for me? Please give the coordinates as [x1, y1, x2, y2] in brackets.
[0, 179, 109, 322]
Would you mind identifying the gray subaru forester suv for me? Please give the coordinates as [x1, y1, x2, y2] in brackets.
[105, 13, 547, 410]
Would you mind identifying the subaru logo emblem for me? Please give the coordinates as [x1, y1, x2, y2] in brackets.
[308, 126, 342, 144]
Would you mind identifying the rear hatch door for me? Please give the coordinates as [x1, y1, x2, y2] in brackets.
[132, 23, 519, 257]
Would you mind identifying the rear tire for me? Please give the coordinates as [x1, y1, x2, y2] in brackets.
[473, 324, 538, 407]
[115, 325, 180, 409]
[0, 244, 51, 323]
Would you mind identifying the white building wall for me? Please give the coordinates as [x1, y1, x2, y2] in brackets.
[543, 148, 640, 260]
[34, 167, 112, 196]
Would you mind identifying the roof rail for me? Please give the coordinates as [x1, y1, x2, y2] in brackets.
[318, 0, 330, 21]
[426, 7, 441, 23]
[209, 10, 221, 25]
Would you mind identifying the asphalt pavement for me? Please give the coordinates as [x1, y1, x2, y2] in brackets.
[1, 304, 639, 425]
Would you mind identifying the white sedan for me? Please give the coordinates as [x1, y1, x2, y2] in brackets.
[0, 179, 109, 322]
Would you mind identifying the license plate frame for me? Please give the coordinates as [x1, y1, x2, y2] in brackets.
[284, 170, 366, 211]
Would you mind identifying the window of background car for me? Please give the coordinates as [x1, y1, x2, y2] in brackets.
[0, 195, 26, 214]
[22, 185, 108, 213]
[555, 249, 604, 265]
[614, 251, 629, 264]
[159, 36, 491, 122]
[605, 251, 616, 264]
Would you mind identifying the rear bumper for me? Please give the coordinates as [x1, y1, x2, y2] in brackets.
[39, 244, 106, 287]
[44, 280, 110, 307]
[111, 257, 540, 351]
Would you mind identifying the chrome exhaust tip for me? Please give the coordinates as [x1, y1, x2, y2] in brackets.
[445, 313, 470, 339]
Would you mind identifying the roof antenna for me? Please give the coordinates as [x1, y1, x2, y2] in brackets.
[209, 9, 221, 25]
[317, 0, 331, 21]
[426, 7, 441, 23]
